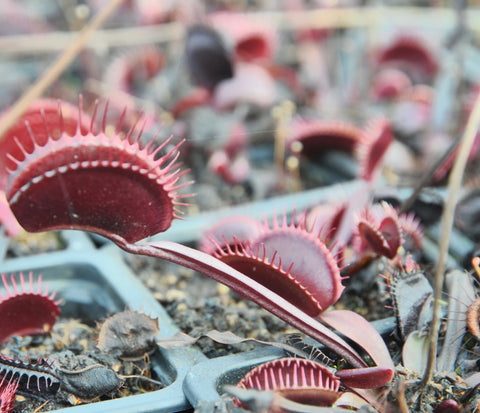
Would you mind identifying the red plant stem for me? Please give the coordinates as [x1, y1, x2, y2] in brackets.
[111, 235, 367, 368]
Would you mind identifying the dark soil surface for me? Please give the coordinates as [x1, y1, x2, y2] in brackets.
[1, 318, 163, 412]
[124, 253, 396, 358]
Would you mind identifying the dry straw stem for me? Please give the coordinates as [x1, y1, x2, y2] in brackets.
[397, 380, 410, 413]
[0, 7, 476, 55]
[0, 0, 126, 142]
[273, 100, 295, 176]
[422, 91, 480, 387]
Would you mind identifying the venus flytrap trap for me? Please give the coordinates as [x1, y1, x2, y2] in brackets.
[287, 119, 365, 158]
[234, 358, 342, 408]
[6, 98, 191, 242]
[0, 272, 60, 345]
[205, 210, 345, 317]
[2, 98, 394, 399]
[0, 276, 63, 406]
[373, 35, 439, 85]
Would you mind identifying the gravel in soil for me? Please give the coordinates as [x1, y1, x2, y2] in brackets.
[124, 253, 298, 357]
[6, 231, 65, 258]
[123, 251, 396, 357]
[0, 317, 163, 412]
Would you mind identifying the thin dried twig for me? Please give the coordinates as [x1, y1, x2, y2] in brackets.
[422, 91, 480, 387]
[0, 0, 126, 142]
[398, 380, 410, 413]
[33, 400, 51, 413]
[272, 101, 295, 178]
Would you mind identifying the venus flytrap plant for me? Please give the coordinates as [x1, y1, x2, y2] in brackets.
[4, 100, 393, 389]
[0, 272, 60, 345]
[199, 210, 396, 378]
[355, 118, 394, 183]
[206, 210, 345, 317]
[287, 116, 396, 263]
[171, 23, 233, 118]
[174, 20, 279, 118]
[234, 358, 343, 409]
[286, 119, 365, 161]
[370, 68, 412, 102]
[354, 202, 404, 260]
[373, 35, 438, 84]
[0, 0, 127, 238]
[0, 98, 91, 236]
[0, 374, 18, 413]
[437, 269, 475, 373]
[0, 98, 90, 190]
